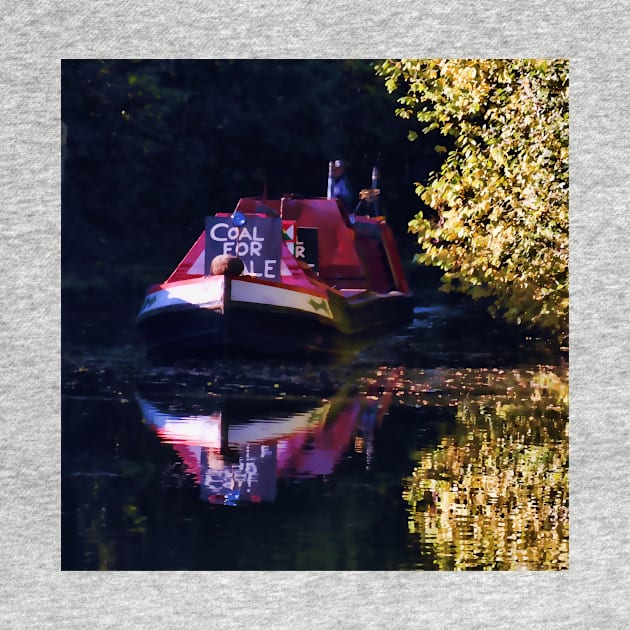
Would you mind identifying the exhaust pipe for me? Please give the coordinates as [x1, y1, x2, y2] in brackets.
[327, 160, 334, 199]
[371, 166, 380, 216]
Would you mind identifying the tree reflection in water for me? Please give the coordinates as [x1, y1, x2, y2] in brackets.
[403, 365, 569, 570]
[62, 353, 569, 570]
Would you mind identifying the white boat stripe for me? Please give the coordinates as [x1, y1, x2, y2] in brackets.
[139, 277, 225, 316]
[230, 280, 333, 319]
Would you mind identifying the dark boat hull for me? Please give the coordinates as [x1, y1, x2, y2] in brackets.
[137, 280, 413, 358]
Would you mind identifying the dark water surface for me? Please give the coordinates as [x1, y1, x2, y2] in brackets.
[61, 281, 568, 570]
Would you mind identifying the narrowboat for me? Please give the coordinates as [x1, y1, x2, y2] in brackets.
[137, 190, 413, 357]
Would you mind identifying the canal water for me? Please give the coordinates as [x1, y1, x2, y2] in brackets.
[61, 274, 568, 571]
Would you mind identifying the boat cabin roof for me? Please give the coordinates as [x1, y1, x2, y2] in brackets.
[234, 196, 364, 282]
[164, 195, 408, 295]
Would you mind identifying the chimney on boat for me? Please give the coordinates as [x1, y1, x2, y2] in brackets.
[327, 160, 334, 199]
[371, 165, 380, 215]
[371, 165, 379, 190]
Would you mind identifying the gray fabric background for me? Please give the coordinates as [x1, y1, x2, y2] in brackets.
[1, 0, 628, 627]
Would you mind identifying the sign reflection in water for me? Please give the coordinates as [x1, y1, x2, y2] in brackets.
[62, 355, 568, 569]
[137, 374, 395, 507]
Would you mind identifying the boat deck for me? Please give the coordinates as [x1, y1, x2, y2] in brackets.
[338, 288, 366, 297]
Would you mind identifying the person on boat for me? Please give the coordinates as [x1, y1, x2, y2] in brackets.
[332, 159, 355, 213]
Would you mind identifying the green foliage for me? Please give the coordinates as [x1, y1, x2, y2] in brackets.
[376, 59, 569, 340]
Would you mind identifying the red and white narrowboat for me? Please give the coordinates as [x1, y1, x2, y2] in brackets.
[136, 194, 413, 357]
[136, 369, 397, 504]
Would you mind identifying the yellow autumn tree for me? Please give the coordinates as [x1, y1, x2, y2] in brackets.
[376, 59, 569, 341]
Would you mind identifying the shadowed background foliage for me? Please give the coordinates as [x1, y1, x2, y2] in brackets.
[61, 59, 441, 283]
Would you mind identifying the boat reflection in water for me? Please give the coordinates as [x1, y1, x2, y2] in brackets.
[137, 374, 396, 506]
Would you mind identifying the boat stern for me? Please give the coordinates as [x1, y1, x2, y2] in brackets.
[136, 275, 228, 354]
